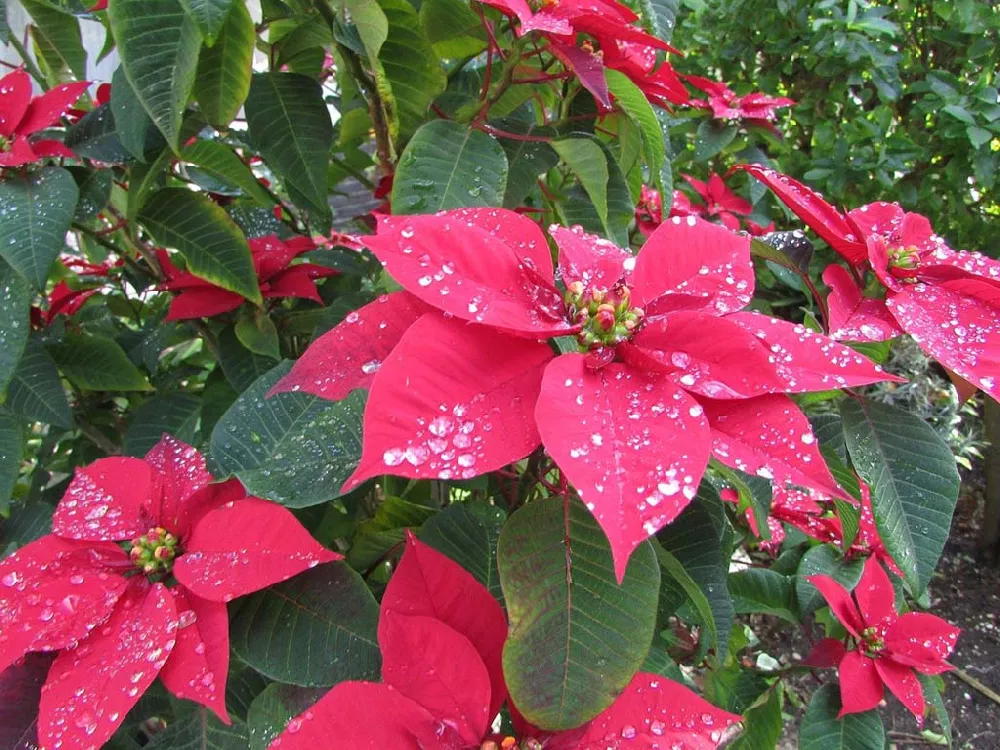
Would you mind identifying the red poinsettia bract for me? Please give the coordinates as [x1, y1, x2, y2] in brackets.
[807, 557, 959, 723]
[45, 254, 123, 324]
[0, 69, 89, 167]
[681, 74, 794, 126]
[635, 185, 662, 237]
[159, 234, 337, 320]
[477, 0, 688, 109]
[736, 164, 1000, 401]
[670, 173, 754, 233]
[0, 436, 338, 750]
[269, 533, 740, 750]
[272, 208, 897, 579]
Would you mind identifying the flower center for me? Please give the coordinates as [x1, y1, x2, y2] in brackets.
[887, 245, 921, 277]
[860, 626, 885, 657]
[129, 527, 180, 576]
[480, 739, 543, 750]
[0, 134, 9, 152]
[565, 282, 644, 350]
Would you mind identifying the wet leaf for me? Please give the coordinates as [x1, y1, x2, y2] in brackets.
[799, 683, 886, 750]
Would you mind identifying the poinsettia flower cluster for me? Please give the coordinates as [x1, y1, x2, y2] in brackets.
[681, 74, 794, 127]
[270, 532, 740, 749]
[722, 480, 899, 573]
[0, 436, 337, 750]
[0, 69, 89, 167]
[158, 234, 337, 320]
[272, 207, 898, 579]
[807, 557, 959, 723]
[736, 164, 1000, 402]
[477, 0, 688, 109]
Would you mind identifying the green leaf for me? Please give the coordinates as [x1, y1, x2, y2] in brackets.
[703, 664, 769, 714]
[245, 73, 334, 223]
[0, 167, 78, 289]
[391, 120, 508, 213]
[693, 119, 738, 162]
[4, 338, 72, 428]
[418, 0, 485, 58]
[712, 462, 772, 539]
[0, 257, 31, 399]
[638, 0, 680, 42]
[193, 1, 254, 128]
[49, 333, 152, 392]
[209, 362, 365, 508]
[216, 325, 278, 392]
[751, 233, 815, 277]
[111, 66, 165, 162]
[654, 543, 718, 656]
[144, 708, 249, 749]
[23, 0, 86, 81]
[69, 168, 113, 223]
[967, 124, 993, 149]
[553, 137, 609, 222]
[64, 104, 132, 164]
[0, 500, 53, 550]
[140, 188, 261, 303]
[729, 568, 798, 623]
[0, 407, 25, 513]
[605, 69, 666, 191]
[730, 684, 785, 750]
[123, 394, 201, 456]
[224, 665, 270, 722]
[235, 306, 280, 360]
[109, 0, 203, 149]
[919, 673, 953, 747]
[346, 495, 438, 570]
[554, 137, 633, 245]
[840, 398, 960, 595]
[657, 487, 735, 660]
[377, 0, 447, 142]
[419, 501, 507, 604]
[179, 0, 235, 45]
[345, 0, 388, 62]
[498, 496, 659, 730]
[247, 683, 326, 750]
[181, 141, 274, 207]
[799, 684, 886, 750]
[795, 544, 864, 616]
[231, 561, 381, 686]
[499, 127, 559, 210]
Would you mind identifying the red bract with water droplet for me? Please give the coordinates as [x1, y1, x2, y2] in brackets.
[475, 0, 686, 109]
[269, 534, 739, 750]
[0, 69, 90, 167]
[274, 208, 895, 581]
[0, 435, 337, 750]
[807, 556, 960, 723]
[737, 164, 1000, 401]
[159, 234, 338, 320]
[681, 73, 794, 127]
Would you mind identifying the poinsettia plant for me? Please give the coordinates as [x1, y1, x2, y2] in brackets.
[0, 1, 993, 749]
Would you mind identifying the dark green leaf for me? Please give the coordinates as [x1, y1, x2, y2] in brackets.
[111, 66, 165, 162]
[419, 501, 506, 604]
[556, 138, 633, 246]
[606, 69, 666, 191]
[140, 188, 261, 303]
[919, 673, 952, 747]
[730, 684, 785, 750]
[5, 338, 72, 428]
[23, 0, 86, 81]
[123, 394, 201, 456]
[347, 495, 438, 570]
[181, 141, 274, 206]
[751, 232, 815, 277]
[109, 0, 203, 149]
[391, 120, 508, 213]
[247, 683, 326, 750]
[378, 0, 447, 141]
[209, 362, 365, 508]
[0, 407, 25, 513]
[703, 664, 769, 714]
[0, 167, 78, 289]
[729, 568, 798, 623]
[231, 561, 381, 686]
[840, 398, 960, 594]
[795, 544, 864, 616]
[245, 73, 334, 223]
[64, 103, 131, 164]
[179, 0, 235, 44]
[144, 708, 249, 749]
[234, 306, 280, 360]
[638, 0, 680, 42]
[693, 119, 738, 162]
[216, 325, 278, 392]
[799, 684, 885, 750]
[657, 487, 734, 660]
[194, 1, 254, 128]
[224, 665, 270, 722]
[0, 257, 31, 399]
[654, 543, 718, 657]
[69, 168, 113, 222]
[0, 500, 53, 550]
[49, 333, 152, 391]
[498, 496, 659, 730]
[499, 127, 559, 210]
